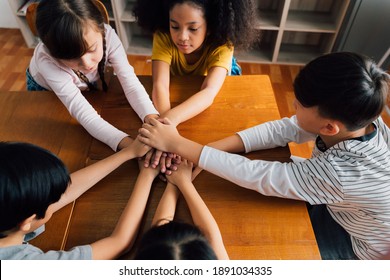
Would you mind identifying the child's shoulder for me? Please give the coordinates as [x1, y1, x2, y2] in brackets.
[0, 243, 92, 260]
[152, 31, 175, 51]
[375, 116, 390, 130]
[154, 31, 171, 42]
[375, 116, 390, 144]
[0, 243, 43, 260]
[104, 23, 117, 41]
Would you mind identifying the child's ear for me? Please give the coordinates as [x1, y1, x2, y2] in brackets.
[320, 121, 340, 136]
[19, 214, 37, 232]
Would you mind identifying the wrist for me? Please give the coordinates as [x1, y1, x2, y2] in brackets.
[117, 136, 133, 151]
[140, 168, 159, 180]
[166, 134, 185, 154]
[144, 114, 159, 124]
[162, 112, 179, 127]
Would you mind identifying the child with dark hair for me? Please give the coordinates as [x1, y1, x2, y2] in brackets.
[27, 0, 159, 152]
[135, 160, 228, 260]
[0, 140, 154, 259]
[133, 0, 259, 169]
[135, 221, 218, 260]
[138, 52, 390, 260]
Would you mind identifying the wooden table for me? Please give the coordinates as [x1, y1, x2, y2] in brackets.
[0, 91, 97, 251]
[0, 75, 320, 259]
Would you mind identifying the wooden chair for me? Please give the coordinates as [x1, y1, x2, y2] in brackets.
[94, 0, 109, 25]
[26, 2, 39, 36]
[26, 0, 109, 37]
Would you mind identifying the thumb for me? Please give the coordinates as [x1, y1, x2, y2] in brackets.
[162, 117, 172, 125]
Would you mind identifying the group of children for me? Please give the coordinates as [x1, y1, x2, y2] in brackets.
[0, 0, 389, 260]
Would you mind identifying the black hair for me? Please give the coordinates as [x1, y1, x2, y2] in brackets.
[134, 221, 217, 260]
[294, 52, 390, 131]
[36, 0, 108, 91]
[0, 142, 70, 237]
[133, 0, 259, 50]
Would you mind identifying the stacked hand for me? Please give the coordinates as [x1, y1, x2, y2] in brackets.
[166, 159, 193, 187]
[140, 117, 182, 179]
[138, 117, 203, 180]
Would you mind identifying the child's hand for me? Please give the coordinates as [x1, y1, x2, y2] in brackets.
[144, 113, 160, 124]
[117, 136, 133, 150]
[143, 148, 167, 169]
[138, 118, 180, 153]
[166, 159, 193, 186]
[162, 153, 181, 175]
[125, 137, 151, 158]
[168, 153, 182, 169]
[191, 165, 203, 181]
[144, 148, 170, 173]
[138, 157, 160, 179]
[143, 149, 180, 174]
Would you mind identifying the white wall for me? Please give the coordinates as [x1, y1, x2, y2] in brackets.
[0, 0, 19, 28]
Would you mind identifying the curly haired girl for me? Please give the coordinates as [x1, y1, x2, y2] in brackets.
[133, 0, 259, 167]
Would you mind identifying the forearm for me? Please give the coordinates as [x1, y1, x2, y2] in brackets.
[162, 88, 215, 125]
[179, 181, 228, 260]
[152, 182, 180, 226]
[52, 149, 135, 212]
[152, 85, 171, 115]
[115, 62, 159, 122]
[169, 136, 204, 165]
[137, 118, 204, 163]
[117, 136, 134, 150]
[58, 88, 128, 151]
[238, 116, 317, 152]
[207, 134, 245, 153]
[163, 66, 226, 125]
[91, 171, 155, 259]
[199, 146, 310, 201]
[110, 173, 154, 249]
[152, 60, 171, 114]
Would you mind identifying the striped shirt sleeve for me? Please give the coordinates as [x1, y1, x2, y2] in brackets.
[237, 116, 316, 153]
[198, 146, 343, 204]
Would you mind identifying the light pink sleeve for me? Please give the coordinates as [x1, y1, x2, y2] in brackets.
[29, 43, 128, 151]
[105, 25, 159, 122]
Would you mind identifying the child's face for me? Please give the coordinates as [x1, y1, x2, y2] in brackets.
[294, 99, 325, 134]
[169, 3, 207, 55]
[60, 24, 104, 74]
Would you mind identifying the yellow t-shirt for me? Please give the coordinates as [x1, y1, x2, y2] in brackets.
[151, 31, 233, 76]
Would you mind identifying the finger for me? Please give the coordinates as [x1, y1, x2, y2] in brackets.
[159, 153, 167, 173]
[173, 155, 182, 165]
[149, 117, 162, 126]
[137, 134, 151, 147]
[168, 156, 179, 170]
[153, 150, 164, 167]
[162, 117, 172, 125]
[165, 156, 173, 168]
[141, 122, 153, 129]
[158, 173, 167, 182]
[138, 127, 152, 136]
[169, 164, 178, 171]
[144, 149, 154, 167]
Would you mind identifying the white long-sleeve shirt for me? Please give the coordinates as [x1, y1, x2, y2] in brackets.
[199, 116, 390, 259]
[29, 24, 159, 151]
